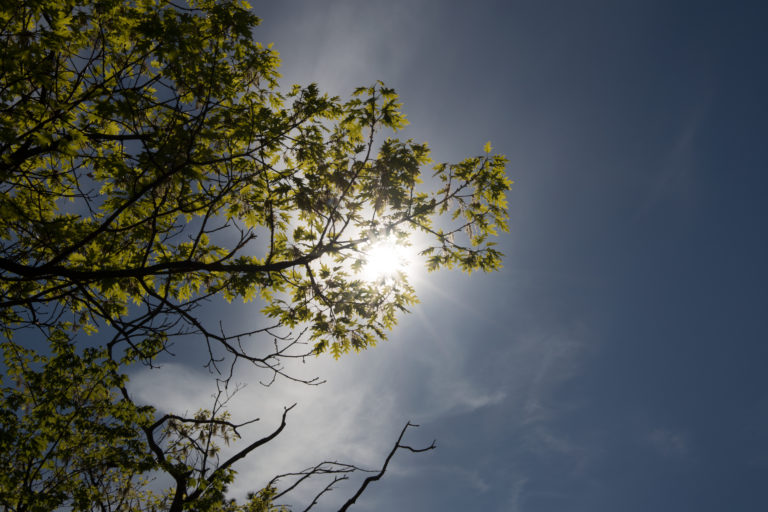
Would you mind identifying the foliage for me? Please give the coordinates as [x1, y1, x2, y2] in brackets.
[0, 0, 511, 510]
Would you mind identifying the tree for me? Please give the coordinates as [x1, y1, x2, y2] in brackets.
[0, 0, 511, 510]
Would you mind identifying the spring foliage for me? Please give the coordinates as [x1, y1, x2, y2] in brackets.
[0, 0, 511, 510]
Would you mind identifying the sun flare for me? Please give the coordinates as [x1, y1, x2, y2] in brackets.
[361, 237, 416, 282]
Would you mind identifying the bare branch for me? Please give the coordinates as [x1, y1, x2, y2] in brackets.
[337, 422, 436, 512]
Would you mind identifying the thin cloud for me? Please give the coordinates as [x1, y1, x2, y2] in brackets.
[506, 477, 529, 512]
[635, 92, 713, 218]
[647, 427, 690, 457]
[261, 0, 422, 94]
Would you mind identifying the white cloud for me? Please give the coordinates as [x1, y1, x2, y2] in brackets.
[129, 363, 217, 414]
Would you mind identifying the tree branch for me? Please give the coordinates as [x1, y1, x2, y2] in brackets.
[184, 404, 297, 503]
[337, 422, 436, 511]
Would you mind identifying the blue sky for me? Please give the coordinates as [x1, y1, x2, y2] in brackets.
[132, 1, 768, 510]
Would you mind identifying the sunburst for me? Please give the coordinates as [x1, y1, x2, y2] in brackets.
[360, 236, 416, 282]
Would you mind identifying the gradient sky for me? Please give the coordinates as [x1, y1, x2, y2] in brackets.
[131, 1, 768, 510]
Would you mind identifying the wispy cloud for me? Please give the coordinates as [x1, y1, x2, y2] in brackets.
[129, 363, 218, 414]
[492, 325, 590, 461]
[647, 427, 690, 457]
[506, 477, 529, 512]
[127, 319, 507, 505]
[635, 92, 713, 218]
[127, 279, 592, 512]
[390, 463, 492, 493]
[260, 0, 422, 94]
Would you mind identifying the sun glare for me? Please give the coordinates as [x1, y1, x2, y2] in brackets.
[361, 237, 416, 282]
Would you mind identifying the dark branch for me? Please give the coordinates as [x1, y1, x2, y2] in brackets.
[0, 249, 325, 282]
[337, 422, 436, 512]
[184, 404, 297, 503]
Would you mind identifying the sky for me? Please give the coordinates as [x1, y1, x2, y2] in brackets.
[129, 1, 768, 510]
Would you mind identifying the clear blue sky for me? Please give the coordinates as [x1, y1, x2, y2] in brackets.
[134, 1, 768, 510]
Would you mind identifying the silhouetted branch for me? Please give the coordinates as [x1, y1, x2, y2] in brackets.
[270, 462, 368, 501]
[337, 422, 436, 512]
[303, 475, 348, 512]
[184, 404, 297, 504]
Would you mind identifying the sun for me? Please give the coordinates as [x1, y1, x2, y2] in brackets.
[361, 236, 416, 282]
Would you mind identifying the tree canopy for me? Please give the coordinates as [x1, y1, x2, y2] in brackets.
[0, 0, 511, 510]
